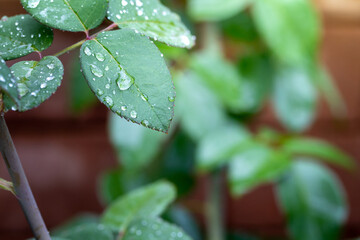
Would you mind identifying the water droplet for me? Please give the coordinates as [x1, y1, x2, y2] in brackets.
[141, 94, 148, 101]
[105, 84, 110, 89]
[40, 83, 47, 89]
[121, 106, 127, 111]
[17, 82, 29, 97]
[47, 63, 55, 69]
[141, 120, 149, 127]
[0, 75, 5, 82]
[130, 110, 137, 118]
[84, 46, 92, 56]
[96, 53, 105, 62]
[180, 35, 190, 46]
[97, 89, 104, 96]
[91, 65, 103, 77]
[104, 96, 114, 107]
[168, 96, 175, 102]
[28, 0, 40, 8]
[116, 70, 134, 90]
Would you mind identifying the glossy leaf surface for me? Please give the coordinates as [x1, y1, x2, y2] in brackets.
[0, 57, 20, 109]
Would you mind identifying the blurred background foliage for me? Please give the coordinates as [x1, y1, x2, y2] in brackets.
[63, 0, 355, 239]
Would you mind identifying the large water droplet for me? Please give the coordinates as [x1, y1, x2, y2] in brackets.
[28, 0, 40, 8]
[17, 82, 29, 97]
[130, 110, 137, 118]
[40, 83, 47, 89]
[96, 53, 105, 62]
[141, 120, 149, 127]
[104, 96, 114, 107]
[91, 65, 103, 77]
[84, 46, 92, 56]
[116, 70, 134, 90]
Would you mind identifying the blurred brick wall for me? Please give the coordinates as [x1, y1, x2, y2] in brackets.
[1, 1, 360, 239]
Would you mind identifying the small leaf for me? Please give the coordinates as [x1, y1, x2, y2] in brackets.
[101, 180, 176, 231]
[190, 52, 243, 113]
[8, 56, 64, 111]
[282, 138, 354, 170]
[0, 178, 15, 195]
[109, 113, 167, 170]
[52, 214, 99, 236]
[107, 0, 195, 48]
[0, 57, 20, 109]
[175, 72, 227, 141]
[80, 29, 175, 132]
[56, 223, 114, 240]
[196, 122, 250, 172]
[276, 159, 348, 240]
[252, 0, 320, 65]
[0, 14, 53, 60]
[273, 65, 317, 132]
[188, 0, 252, 22]
[228, 142, 290, 196]
[21, 0, 108, 32]
[123, 217, 192, 240]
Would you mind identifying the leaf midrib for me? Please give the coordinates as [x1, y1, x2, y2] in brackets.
[62, 0, 88, 31]
[92, 39, 168, 131]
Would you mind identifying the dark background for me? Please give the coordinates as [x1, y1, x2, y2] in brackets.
[1, 0, 360, 239]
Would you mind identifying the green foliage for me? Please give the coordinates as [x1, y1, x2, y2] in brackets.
[21, 0, 108, 32]
[109, 113, 167, 170]
[0, 57, 20, 109]
[122, 217, 191, 240]
[252, 0, 320, 65]
[188, 0, 252, 22]
[282, 137, 354, 169]
[56, 223, 114, 240]
[276, 160, 348, 240]
[196, 122, 250, 171]
[101, 181, 176, 231]
[0, 14, 53, 60]
[107, 0, 195, 48]
[8, 56, 64, 111]
[228, 142, 290, 196]
[80, 29, 175, 132]
[273, 65, 317, 132]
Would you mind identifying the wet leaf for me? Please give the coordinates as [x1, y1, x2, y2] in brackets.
[80, 29, 175, 133]
[56, 223, 114, 240]
[101, 181, 176, 231]
[123, 217, 192, 240]
[0, 14, 53, 60]
[9, 56, 64, 111]
[0, 57, 20, 109]
[21, 0, 108, 32]
[107, 0, 195, 48]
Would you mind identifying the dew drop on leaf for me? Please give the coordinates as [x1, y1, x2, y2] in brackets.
[91, 64, 103, 77]
[28, 0, 40, 9]
[130, 110, 137, 118]
[168, 96, 175, 102]
[84, 46, 92, 56]
[104, 96, 114, 107]
[96, 52, 105, 62]
[116, 71, 134, 90]
[141, 120, 149, 127]
[17, 82, 29, 97]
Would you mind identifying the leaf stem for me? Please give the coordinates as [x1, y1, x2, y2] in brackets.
[54, 23, 118, 57]
[0, 115, 50, 240]
[206, 170, 225, 240]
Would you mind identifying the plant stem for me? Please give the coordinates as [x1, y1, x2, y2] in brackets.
[0, 115, 50, 240]
[54, 23, 118, 57]
[206, 170, 225, 240]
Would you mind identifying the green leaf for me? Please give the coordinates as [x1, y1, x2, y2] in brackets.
[273, 65, 317, 132]
[8, 56, 64, 112]
[123, 217, 192, 240]
[101, 180, 176, 231]
[188, 0, 252, 22]
[0, 178, 15, 195]
[196, 122, 250, 172]
[80, 29, 175, 133]
[21, 0, 108, 32]
[0, 57, 20, 109]
[0, 14, 53, 60]
[109, 113, 167, 170]
[107, 0, 195, 49]
[56, 223, 114, 240]
[252, 0, 320, 65]
[175, 71, 227, 141]
[52, 214, 99, 236]
[99, 168, 149, 205]
[228, 142, 290, 196]
[190, 52, 243, 113]
[237, 53, 273, 112]
[69, 54, 97, 113]
[221, 11, 259, 42]
[276, 159, 348, 240]
[282, 138, 354, 169]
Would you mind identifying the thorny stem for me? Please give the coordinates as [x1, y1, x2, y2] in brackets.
[0, 115, 50, 240]
[54, 23, 118, 57]
[206, 170, 225, 240]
